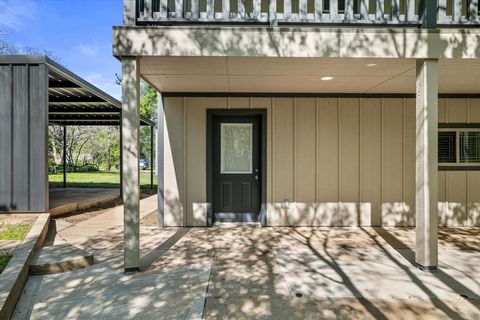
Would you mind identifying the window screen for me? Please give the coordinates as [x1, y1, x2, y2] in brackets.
[438, 132, 456, 163]
[460, 132, 480, 163]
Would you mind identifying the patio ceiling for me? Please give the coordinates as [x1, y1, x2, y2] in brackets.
[46, 58, 153, 127]
[140, 57, 480, 94]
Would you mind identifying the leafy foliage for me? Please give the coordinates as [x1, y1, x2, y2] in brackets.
[0, 250, 13, 274]
[139, 82, 157, 162]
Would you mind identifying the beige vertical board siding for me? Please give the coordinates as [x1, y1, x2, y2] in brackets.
[447, 98, 468, 123]
[438, 99, 446, 123]
[162, 95, 478, 227]
[438, 171, 447, 222]
[444, 171, 468, 226]
[403, 99, 416, 227]
[228, 97, 249, 109]
[338, 98, 360, 226]
[316, 98, 339, 226]
[382, 99, 407, 226]
[163, 97, 185, 226]
[469, 99, 480, 122]
[359, 98, 382, 226]
[185, 97, 227, 226]
[293, 98, 316, 225]
[272, 98, 294, 225]
[250, 98, 273, 224]
[468, 171, 480, 226]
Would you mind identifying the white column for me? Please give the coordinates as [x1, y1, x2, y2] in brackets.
[157, 93, 164, 227]
[122, 57, 141, 272]
[415, 59, 438, 271]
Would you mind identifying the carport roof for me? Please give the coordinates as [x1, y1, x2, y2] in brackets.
[0, 55, 154, 127]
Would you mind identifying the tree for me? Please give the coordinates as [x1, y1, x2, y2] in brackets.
[84, 127, 120, 171]
[48, 126, 95, 167]
[139, 83, 157, 166]
[0, 28, 60, 60]
[116, 75, 158, 165]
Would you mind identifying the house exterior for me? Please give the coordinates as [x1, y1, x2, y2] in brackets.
[113, 0, 480, 272]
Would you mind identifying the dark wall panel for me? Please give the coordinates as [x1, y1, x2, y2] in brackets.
[0, 65, 13, 211]
[0, 63, 48, 212]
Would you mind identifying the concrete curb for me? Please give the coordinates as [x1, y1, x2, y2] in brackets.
[49, 195, 120, 217]
[0, 214, 50, 320]
[29, 244, 94, 275]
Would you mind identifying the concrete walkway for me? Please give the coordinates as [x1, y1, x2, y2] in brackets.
[12, 199, 480, 319]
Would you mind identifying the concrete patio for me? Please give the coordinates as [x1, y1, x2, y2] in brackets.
[11, 195, 480, 319]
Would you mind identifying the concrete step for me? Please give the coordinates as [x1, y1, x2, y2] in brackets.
[29, 244, 94, 275]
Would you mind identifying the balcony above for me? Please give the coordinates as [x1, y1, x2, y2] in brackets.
[130, 0, 480, 26]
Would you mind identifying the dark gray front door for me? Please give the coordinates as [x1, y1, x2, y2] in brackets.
[212, 115, 261, 222]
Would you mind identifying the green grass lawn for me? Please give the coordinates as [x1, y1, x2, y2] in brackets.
[49, 170, 157, 189]
[0, 223, 33, 240]
[0, 222, 33, 273]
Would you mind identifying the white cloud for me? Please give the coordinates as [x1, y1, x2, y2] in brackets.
[0, 0, 38, 30]
[83, 72, 121, 100]
[75, 42, 99, 56]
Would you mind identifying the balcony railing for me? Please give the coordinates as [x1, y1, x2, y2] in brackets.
[135, 0, 479, 25]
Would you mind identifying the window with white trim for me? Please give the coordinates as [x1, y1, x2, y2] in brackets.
[439, 129, 480, 167]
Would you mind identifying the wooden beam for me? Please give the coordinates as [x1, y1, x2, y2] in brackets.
[48, 80, 80, 89]
[48, 106, 119, 113]
[48, 96, 107, 103]
[49, 114, 119, 121]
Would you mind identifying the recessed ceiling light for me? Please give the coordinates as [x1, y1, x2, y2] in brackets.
[321, 76, 333, 81]
[366, 63, 377, 67]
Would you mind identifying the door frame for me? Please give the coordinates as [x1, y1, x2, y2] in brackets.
[206, 109, 267, 227]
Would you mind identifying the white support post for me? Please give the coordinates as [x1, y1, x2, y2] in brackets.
[415, 59, 439, 271]
[157, 93, 164, 227]
[122, 57, 141, 272]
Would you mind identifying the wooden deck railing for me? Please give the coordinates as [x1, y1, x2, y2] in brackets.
[133, 0, 479, 25]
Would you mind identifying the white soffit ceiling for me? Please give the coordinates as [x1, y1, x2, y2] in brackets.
[140, 57, 480, 94]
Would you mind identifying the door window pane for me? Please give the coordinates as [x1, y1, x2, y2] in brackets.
[221, 123, 252, 174]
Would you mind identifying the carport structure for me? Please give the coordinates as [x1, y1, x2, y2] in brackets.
[0, 55, 154, 214]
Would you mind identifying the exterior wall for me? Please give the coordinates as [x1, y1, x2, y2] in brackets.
[162, 96, 480, 227]
[0, 63, 49, 212]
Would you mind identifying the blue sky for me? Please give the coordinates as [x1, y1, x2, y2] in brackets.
[0, 0, 122, 98]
